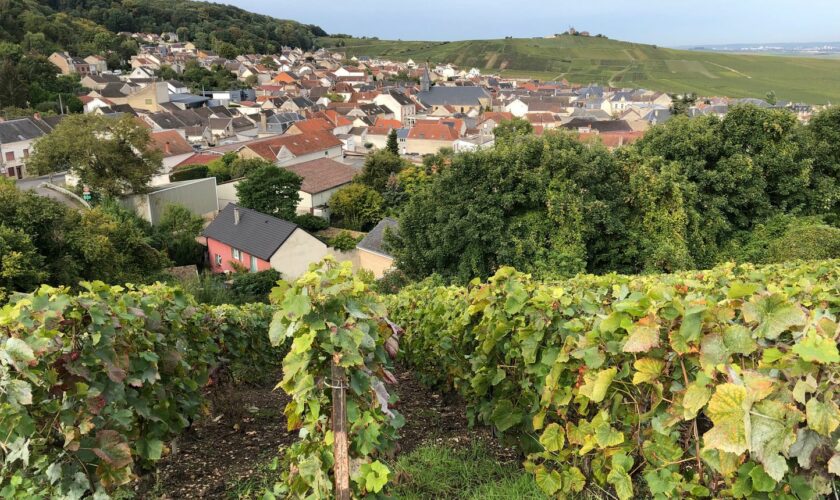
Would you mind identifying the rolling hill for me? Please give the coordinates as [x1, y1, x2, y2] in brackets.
[320, 35, 840, 103]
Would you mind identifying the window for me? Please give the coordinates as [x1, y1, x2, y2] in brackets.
[4, 152, 13, 161]
[215, 254, 222, 266]
[250, 255, 258, 273]
[22, 149, 29, 158]
[232, 248, 241, 261]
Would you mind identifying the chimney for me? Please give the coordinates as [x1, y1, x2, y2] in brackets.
[33, 112, 42, 121]
[164, 141, 171, 155]
[260, 111, 267, 133]
[233, 206, 240, 225]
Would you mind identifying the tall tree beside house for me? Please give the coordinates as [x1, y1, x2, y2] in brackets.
[154, 204, 206, 267]
[386, 129, 399, 155]
[27, 115, 163, 197]
[0, 225, 46, 303]
[235, 165, 303, 221]
[329, 183, 383, 231]
[0, 179, 170, 294]
[356, 150, 405, 193]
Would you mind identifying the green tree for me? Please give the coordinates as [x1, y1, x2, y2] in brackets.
[28, 115, 162, 196]
[329, 184, 383, 231]
[386, 129, 399, 155]
[155, 204, 205, 266]
[235, 165, 302, 220]
[0, 225, 46, 301]
[357, 150, 404, 193]
[493, 118, 533, 142]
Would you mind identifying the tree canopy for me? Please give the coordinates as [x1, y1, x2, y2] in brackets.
[235, 164, 303, 221]
[27, 115, 162, 196]
[388, 105, 840, 283]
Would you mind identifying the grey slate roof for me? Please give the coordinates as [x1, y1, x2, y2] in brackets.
[0, 118, 48, 144]
[416, 86, 490, 107]
[357, 218, 398, 257]
[203, 204, 298, 261]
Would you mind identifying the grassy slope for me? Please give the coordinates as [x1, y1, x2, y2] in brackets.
[320, 35, 840, 103]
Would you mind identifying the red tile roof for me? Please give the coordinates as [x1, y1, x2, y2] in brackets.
[150, 130, 193, 157]
[291, 118, 334, 134]
[407, 123, 459, 141]
[241, 131, 343, 160]
[283, 158, 357, 194]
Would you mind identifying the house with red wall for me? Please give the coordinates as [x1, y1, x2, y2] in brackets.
[203, 204, 329, 280]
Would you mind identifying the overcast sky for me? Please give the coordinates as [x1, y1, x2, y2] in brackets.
[220, 0, 839, 46]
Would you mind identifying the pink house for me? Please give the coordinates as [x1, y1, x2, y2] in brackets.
[203, 204, 330, 280]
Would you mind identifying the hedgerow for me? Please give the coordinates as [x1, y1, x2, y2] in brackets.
[0, 282, 282, 497]
[388, 260, 840, 498]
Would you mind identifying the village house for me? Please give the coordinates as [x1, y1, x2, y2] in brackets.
[355, 218, 398, 278]
[373, 90, 416, 125]
[203, 204, 330, 279]
[283, 158, 357, 217]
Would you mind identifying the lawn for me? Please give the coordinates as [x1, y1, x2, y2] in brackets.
[320, 35, 840, 103]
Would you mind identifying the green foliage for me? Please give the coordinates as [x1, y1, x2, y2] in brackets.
[0, 51, 85, 114]
[0, 0, 323, 56]
[392, 106, 840, 283]
[0, 225, 45, 301]
[389, 441, 545, 499]
[153, 204, 205, 267]
[230, 269, 282, 304]
[235, 165, 302, 221]
[293, 213, 329, 232]
[388, 260, 840, 499]
[386, 129, 399, 155]
[0, 280, 284, 496]
[179, 60, 240, 92]
[731, 215, 840, 264]
[493, 118, 534, 142]
[169, 165, 209, 182]
[328, 231, 362, 252]
[0, 183, 171, 294]
[356, 150, 404, 193]
[269, 259, 404, 498]
[329, 183, 383, 231]
[28, 115, 163, 197]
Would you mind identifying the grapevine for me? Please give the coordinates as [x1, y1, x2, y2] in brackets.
[389, 260, 840, 498]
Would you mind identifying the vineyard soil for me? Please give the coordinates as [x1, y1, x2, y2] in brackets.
[137, 368, 518, 498]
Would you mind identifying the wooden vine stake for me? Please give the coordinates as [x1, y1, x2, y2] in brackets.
[331, 354, 350, 500]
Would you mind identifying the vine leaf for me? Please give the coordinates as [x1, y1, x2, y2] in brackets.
[490, 399, 523, 432]
[622, 324, 660, 353]
[632, 358, 665, 385]
[703, 383, 749, 454]
[534, 466, 562, 495]
[828, 455, 840, 476]
[723, 325, 757, 355]
[792, 333, 840, 364]
[682, 382, 711, 420]
[539, 423, 565, 452]
[788, 429, 822, 469]
[578, 367, 617, 403]
[806, 397, 840, 436]
[742, 293, 805, 340]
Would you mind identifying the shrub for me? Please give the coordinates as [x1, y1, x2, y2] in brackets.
[294, 213, 329, 232]
[327, 230, 361, 251]
[230, 269, 282, 303]
[169, 164, 209, 182]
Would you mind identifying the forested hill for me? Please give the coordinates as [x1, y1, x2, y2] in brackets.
[0, 0, 326, 55]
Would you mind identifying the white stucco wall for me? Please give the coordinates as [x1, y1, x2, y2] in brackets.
[269, 228, 330, 280]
